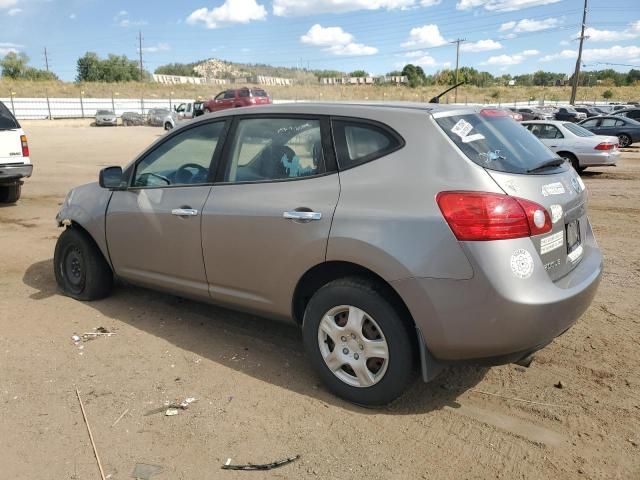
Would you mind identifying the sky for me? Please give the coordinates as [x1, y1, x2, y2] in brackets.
[0, 0, 638, 81]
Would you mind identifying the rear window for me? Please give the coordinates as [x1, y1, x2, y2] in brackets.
[0, 102, 19, 129]
[436, 111, 561, 174]
[332, 120, 403, 170]
[563, 123, 594, 137]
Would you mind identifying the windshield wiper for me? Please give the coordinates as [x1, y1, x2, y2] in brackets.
[527, 158, 565, 173]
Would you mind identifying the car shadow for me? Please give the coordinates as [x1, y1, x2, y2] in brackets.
[23, 258, 487, 415]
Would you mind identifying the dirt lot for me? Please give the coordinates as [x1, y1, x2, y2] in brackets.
[1, 123, 639, 480]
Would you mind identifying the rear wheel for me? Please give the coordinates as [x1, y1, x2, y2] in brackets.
[54, 227, 113, 300]
[560, 152, 584, 173]
[0, 184, 21, 203]
[618, 133, 631, 148]
[164, 122, 173, 131]
[302, 277, 415, 406]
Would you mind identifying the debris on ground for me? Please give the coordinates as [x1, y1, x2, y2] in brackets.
[131, 463, 163, 479]
[164, 408, 179, 416]
[71, 327, 116, 347]
[111, 408, 129, 428]
[144, 397, 198, 417]
[554, 381, 565, 389]
[221, 455, 300, 471]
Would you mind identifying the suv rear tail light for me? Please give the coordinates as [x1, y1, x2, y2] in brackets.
[594, 142, 617, 150]
[20, 135, 29, 157]
[436, 191, 552, 241]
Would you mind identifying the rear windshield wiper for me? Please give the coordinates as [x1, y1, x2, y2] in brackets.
[527, 158, 565, 173]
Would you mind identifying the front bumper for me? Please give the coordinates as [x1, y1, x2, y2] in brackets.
[393, 224, 602, 363]
[0, 163, 33, 182]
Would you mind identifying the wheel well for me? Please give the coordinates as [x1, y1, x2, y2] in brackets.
[292, 261, 415, 330]
[557, 150, 576, 161]
[66, 221, 113, 272]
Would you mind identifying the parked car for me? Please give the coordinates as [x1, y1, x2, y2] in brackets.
[554, 106, 587, 122]
[522, 120, 619, 172]
[515, 107, 552, 120]
[203, 87, 272, 112]
[574, 106, 601, 118]
[0, 101, 31, 203]
[54, 103, 602, 406]
[121, 112, 145, 126]
[613, 108, 640, 122]
[578, 115, 640, 148]
[95, 110, 117, 126]
[505, 108, 524, 121]
[147, 108, 176, 127]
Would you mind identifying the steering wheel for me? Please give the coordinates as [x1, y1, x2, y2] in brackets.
[175, 163, 209, 184]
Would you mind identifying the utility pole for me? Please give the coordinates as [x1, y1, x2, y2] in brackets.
[570, 0, 588, 105]
[43, 47, 49, 72]
[138, 30, 144, 82]
[451, 38, 465, 103]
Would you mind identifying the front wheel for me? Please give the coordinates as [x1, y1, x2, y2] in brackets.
[54, 227, 113, 301]
[302, 277, 415, 406]
[618, 133, 631, 148]
[164, 122, 173, 131]
[0, 184, 21, 203]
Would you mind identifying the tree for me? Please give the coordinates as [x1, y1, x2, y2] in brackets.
[76, 52, 101, 82]
[155, 62, 201, 77]
[0, 52, 29, 78]
[76, 52, 147, 82]
[602, 89, 614, 99]
[401, 64, 427, 87]
[349, 70, 367, 77]
[626, 69, 640, 85]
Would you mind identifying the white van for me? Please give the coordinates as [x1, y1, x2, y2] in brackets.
[0, 101, 31, 203]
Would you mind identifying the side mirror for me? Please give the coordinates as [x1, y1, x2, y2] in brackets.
[99, 166, 125, 189]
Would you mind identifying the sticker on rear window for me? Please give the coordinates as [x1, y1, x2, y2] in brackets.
[461, 133, 485, 143]
[541, 182, 565, 196]
[451, 119, 473, 138]
[550, 204, 563, 223]
[540, 231, 564, 255]
[510, 249, 534, 279]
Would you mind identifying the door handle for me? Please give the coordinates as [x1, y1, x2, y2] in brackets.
[172, 208, 198, 216]
[283, 211, 322, 221]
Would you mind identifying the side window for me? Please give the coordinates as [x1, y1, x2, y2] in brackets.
[214, 92, 225, 101]
[224, 91, 236, 100]
[224, 118, 324, 183]
[332, 120, 402, 169]
[581, 119, 598, 128]
[541, 125, 563, 139]
[176, 104, 185, 112]
[238, 89, 250, 98]
[134, 122, 224, 188]
[615, 119, 625, 126]
[601, 118, 618, 127]
[629, 111, 640, 119]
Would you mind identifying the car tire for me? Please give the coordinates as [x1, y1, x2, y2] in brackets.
[0, 184, 21, 203]
[560, 152, 584, 173]
[617, 133, 631, 148]
[302, 277, 415, 406]
[54, 227, 113, 301]
[164, 122, 173, 131]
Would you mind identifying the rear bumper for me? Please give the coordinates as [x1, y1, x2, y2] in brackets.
[0, 163, 33, 182]
[393, 224, 602, 363]
[578, 150, 619, 167]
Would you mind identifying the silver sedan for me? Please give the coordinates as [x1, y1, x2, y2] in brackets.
[522, 120, 619, 172]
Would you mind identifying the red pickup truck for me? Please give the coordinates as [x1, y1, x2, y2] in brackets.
[204, 87, 272, 112]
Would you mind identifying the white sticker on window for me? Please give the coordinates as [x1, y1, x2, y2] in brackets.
[540, 230, 564, 255]
[451, 119, 473, 138]
[550, 204, 563, 224]
[541, 182, 565, 196]
[461, 133, 485, 143]
[510, 249, 534, 279]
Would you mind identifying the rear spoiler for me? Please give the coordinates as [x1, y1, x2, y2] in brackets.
[428, 81, 465, 104]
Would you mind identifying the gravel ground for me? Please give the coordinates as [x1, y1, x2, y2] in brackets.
[1, 124, 638, 480]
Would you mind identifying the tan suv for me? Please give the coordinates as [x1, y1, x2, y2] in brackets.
[55, 103, 602, 405]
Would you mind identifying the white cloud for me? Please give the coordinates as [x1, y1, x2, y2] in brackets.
[582, 45, 640, 62]
[187, 0, 266, 28]
[114, 11, 147, 27]
[69, 13, 76, 19]
[0, 0, 18, 9]
[274, 0, 416, 16]
[457, 0, 561, 11]
[499, 17, 559, 33]
[420, 0, 441, 5]
[539, 49, 576, 61]
[142, 43, 170, 53]
[7, 7, 21, 15]
[582, 24, 640, 42]
[402, 24, 447, 48]
[0, 42, 22, 55]
[300, 24, 377, 56]
[117, 10, 128, 16]
[481, 49, 538, 65]
[559, 39, 570, 46]
[460, 39, 502, 52]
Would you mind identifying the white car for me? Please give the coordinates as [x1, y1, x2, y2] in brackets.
[0, 101, 31, 203]
[522, 120, 619, 172]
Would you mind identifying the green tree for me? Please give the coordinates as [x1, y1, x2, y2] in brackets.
[76, 52, 101, 82]
[401, 64, 427, 87]
[602, 89, 614, 99]
[349, 70, 367, 77]
[76, 52, 147, 82]
[155, 62, 200, 77]
[627, 69, 640, 85]
[0, 52, 29, 78]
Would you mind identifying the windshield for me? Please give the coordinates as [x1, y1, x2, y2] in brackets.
[97, 110, 113, 115]
[563, 123, 595, 137]
[436, 111, 563, 174]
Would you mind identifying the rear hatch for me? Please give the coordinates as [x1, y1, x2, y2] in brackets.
[250, 89, 271, 105]
[0, 103, 25, 165]
[435, 108, 588, 281]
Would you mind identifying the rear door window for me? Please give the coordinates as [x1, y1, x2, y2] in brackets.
[0, 102, 19, 129]
[332, 120, 403, 169]
[435, 110, 563, 174]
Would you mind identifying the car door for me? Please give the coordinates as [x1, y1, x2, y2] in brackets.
[214, 91, 236, 111]
[580, 117, 601, 133]
[201, 115, 340, 319]
[597, 118, 622, 136]
[106, 120, 228, 299]
[528, 123, 564, 152]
